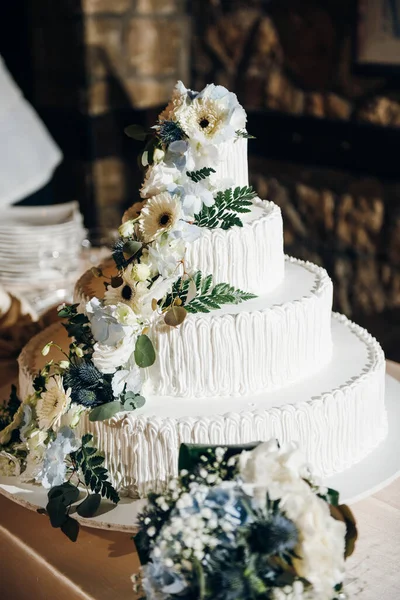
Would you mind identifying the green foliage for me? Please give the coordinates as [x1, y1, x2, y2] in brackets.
[134, 334, 156, 368]
[71, 434, 120, 505]
[89, 401, 123, 422]
[58, 304, 93, 354]
[122, 391, 146, 411]
[124, 124, 148, 141]
[235, 129, 256, 139]
[186, 167, 216, 183]
[163, 276, 190, 309]
[194, 186, 256, 230]
[185, 272, 256, 314]
[76, 493, 101, 518]
[0, 385, 21, 431]
[40, 482, 81, 542]
[164, 305, 187, 327]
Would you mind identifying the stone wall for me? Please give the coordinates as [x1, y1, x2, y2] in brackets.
[192, 0, 400, 125]
[250, 158, 400, 318]
[192, 0, 400, 354]
[29, 0, 189, 227]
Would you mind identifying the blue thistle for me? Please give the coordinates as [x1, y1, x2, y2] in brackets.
[157, 120, 186, 146]
[245, 513, 298, 556]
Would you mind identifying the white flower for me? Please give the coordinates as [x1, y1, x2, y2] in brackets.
[92, 334, 136, 374]
[86, 298, 140, 344]
[239, 441, 346, 599]
[59, 403, 85, 429]
[37, 427, 79, 489]
[36, 376, 71, 431]
[0, 451, 21, 477]
[112, 360, 142, 398]
[153, 148, 165, 162]
[145, 237, 185, 279]
[158, 80, 191, 122]
[139, 193, 182, 242]
[128, 262, 151, 282]
[140, 163, 180, 199]
[178, 83, 246, 146]
[119, 220, 135, 238]
[178, 180, 215, 218]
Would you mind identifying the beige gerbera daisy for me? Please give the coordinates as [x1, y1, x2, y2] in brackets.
[180, 97, 229, 143]
[138, 192, 181, 243]
[36, 375, 71, 431]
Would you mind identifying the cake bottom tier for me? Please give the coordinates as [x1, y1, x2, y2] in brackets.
[75, 313, 386, 497]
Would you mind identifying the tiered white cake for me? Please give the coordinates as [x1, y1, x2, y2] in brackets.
[18, 85, 387, 498]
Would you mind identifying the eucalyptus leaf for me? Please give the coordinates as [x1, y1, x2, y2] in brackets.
[89, 401, 123, 422]
[61, 517, 79, 542]
[164, 306, 187, 327]
[76, 494, 101, 518]
[124, 124, 148, 141]
[134, 334, 156, 368]
[122, 240, 142, 260]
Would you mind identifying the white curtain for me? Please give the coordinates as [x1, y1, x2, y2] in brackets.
[0, 55, 62, 207]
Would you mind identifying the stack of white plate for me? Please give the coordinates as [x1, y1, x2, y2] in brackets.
[0, 201, 86, 294]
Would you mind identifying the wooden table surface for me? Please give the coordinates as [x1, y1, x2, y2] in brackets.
[0, 363, 399, 600]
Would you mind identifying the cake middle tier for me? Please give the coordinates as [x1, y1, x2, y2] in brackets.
[144, 257, 333, 398]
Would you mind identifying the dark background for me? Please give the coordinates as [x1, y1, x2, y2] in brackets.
[1, 0, 399, 360]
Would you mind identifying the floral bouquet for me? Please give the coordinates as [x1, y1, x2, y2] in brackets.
[132, 441, 356, 600]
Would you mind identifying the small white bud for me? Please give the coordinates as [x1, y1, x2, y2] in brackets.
[153, 148, 165, 162]
[141, 151, 149, 167]
[118, 220, 135, 238]
[41, 342, 52, 356]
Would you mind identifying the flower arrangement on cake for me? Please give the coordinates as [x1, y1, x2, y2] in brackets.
[132, 441, 356, 600]
[0, 82, 261, 533]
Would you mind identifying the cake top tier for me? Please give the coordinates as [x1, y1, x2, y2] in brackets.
[127, 81, 251, 203]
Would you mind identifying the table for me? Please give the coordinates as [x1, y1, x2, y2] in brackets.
[0, 363, 399, 600]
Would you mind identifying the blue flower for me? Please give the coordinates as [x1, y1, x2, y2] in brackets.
[142, 559, 188, 599]
[37, 427, 79, 489]
[165, 140, 190, 170]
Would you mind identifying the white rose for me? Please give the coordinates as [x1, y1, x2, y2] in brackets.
[140, 163, 180, 198]
[92, 335, 136, 374]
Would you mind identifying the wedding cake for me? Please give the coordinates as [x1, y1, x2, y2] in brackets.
[17, 82, 387, 498]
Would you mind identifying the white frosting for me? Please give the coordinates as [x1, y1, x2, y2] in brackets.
[74, 314, 386, 497]
[145, 257, 333, 397]
[185, 199, 284, 295]
[17, 314, 387, 499]
[213, 137, 248, 188]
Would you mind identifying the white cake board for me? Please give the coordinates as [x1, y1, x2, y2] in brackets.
[1, 373, 399, 532]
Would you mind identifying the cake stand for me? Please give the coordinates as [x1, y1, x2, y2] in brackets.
[1, 369, 400, 533]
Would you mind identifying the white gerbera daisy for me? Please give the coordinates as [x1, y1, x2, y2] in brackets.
[139, 192, 181, 242]
[180, 97, 229, 145]
[36, 375, 71, 431]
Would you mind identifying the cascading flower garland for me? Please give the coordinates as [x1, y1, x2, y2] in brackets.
[0, 82, 259, 534]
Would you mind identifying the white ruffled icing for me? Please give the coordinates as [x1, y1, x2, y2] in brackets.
[185, 198, 284, 295]
[145, 257, 333, 397]
[17, 314, 387, 499]
[73, 314, 387, 498]
[213, 137, 248, 187]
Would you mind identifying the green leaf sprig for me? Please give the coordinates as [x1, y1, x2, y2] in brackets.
[184, 272, 256, 314]
[186, 167, 216, 183]
[39, 435, 119, 542]
[194, 186, 256, 230]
